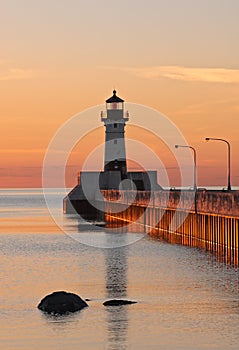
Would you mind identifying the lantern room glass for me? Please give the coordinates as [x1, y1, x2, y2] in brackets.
[106, 102, 124, 110]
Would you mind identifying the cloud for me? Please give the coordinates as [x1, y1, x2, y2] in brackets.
[0, 149, 45, 153]
[175, 97, 239, 116]
[0, 61, 36, 81]
[109, 66, 239, 84]
[234, 105, 239, 111]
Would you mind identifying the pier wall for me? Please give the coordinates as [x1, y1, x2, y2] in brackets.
[102, 190, 239, 265]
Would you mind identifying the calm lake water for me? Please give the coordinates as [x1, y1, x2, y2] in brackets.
[0, 189, 239, 350]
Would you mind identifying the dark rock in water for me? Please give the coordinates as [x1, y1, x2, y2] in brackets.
[37, 291, 88, 314]
[103, 299, 137, 306]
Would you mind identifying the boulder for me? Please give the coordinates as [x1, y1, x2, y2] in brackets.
[103, 299, 137, 306]
[38, 291, 88, 314]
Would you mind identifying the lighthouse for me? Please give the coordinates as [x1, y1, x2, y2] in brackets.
[101, 90, 129, 182]
[63, 90, 161, 216]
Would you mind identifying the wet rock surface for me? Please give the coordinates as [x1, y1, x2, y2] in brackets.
[38, 291, 88, 314]
[103, 299, 137, 306]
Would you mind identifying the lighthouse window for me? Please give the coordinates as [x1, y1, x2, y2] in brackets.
[114, 123, 117, 128]
[114, 140, 117, 144]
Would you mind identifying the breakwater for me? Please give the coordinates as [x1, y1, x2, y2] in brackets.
[102, 190, 239, 266]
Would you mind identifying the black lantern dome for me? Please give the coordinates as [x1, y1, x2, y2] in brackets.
[106, 90, 124, 103]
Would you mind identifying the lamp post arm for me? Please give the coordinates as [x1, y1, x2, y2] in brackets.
[175, 145, 197, 191]
[205, 137, 231, 191]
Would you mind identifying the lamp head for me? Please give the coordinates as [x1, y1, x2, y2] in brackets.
[175, 145, 179, 149]
[205, 137, 210, 141]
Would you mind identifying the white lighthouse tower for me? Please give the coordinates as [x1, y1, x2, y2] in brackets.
[63, 90, 162, 214]
[101, 90, 129, 183]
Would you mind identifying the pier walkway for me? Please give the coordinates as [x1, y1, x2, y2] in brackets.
[102, 190, 239, 266]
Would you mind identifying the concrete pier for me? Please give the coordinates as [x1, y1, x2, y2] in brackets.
[102, 190, 239, 266]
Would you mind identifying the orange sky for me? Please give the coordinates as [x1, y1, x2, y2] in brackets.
[1, 1, 239, 188]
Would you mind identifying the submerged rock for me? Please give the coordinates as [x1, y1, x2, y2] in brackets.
[37, 291, 88, 314]
[103, 299, 137, 306]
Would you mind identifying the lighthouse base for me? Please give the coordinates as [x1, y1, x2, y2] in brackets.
[63, 170, 162, 219]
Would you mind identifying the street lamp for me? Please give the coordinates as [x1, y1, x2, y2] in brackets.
[175, 144, 197, 191]
[205, 137, 231, 191]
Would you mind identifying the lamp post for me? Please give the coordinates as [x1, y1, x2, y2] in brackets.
[175, 144, 197, 191]
[205, 137, 231, 191]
